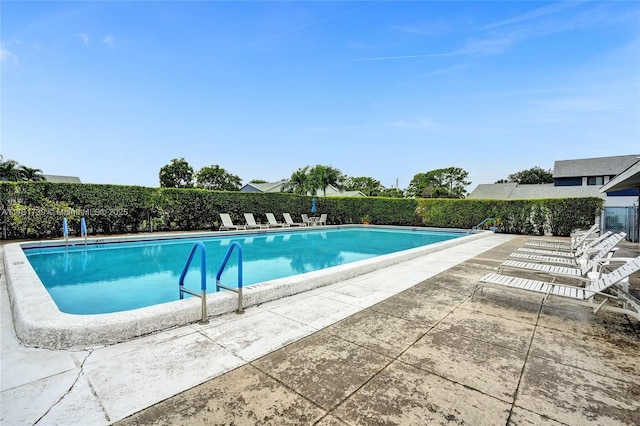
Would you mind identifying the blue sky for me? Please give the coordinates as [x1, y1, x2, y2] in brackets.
[2, 1, 639, 192]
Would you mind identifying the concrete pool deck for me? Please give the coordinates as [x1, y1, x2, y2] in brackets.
[2, 234, 639, 425]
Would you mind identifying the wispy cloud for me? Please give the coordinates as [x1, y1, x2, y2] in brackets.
[308, 124, 372, 132]
[481, 1, 585, 30]
[102, 34, 115, 48]
[77, 33, 90, 46]
[344, 51, 460, 63]
[387, 118, 435, 129]
[0, 43, 19, 65]
[390, 21, 449, 36]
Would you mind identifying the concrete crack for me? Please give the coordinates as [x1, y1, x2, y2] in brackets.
[32, 350, 94, 425]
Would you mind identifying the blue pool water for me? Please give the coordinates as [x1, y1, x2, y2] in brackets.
[25, 228, 463, 315]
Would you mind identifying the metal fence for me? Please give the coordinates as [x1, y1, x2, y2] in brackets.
[602, 206, 639, 243]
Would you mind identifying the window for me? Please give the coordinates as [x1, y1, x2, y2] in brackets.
[587, 176, 604, 185]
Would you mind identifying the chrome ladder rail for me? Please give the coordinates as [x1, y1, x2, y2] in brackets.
[468, 217, 496, 234]
[178, 242, 209, 324]
[216, 241, 245, 314]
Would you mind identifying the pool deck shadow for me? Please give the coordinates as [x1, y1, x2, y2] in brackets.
[2, 234, 639, 425]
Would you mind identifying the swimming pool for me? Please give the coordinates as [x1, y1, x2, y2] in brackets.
[4, 225, 490, 349]
[25, 228, 464, 315]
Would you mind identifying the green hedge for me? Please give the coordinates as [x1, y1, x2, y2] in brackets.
[415, 198, 603, 235]
[0, 182, 603, 239]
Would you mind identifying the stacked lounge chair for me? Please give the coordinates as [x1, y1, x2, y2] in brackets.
[498, 232, 626, 283]
[525, 224, 600, 250]
[473, 232, 639, 321]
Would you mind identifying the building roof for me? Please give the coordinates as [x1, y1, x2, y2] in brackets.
[241, 181, 285, 192]
[42, 174, 82, 183]
[468, 183, 603, 200]
[600, 159, 640, 193]
[240, 181, 365, 196]
[553, 154, 639, 178]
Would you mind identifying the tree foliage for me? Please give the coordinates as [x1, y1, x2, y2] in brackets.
[506, 166, 553, 184]
[344, 176, 384, 196]
[406, 167, 470, 199]
[282, 166, 312, 195]
[159, 158, 194, 188]
[0, 159, 44, 182]
[195, 165, 241, 191]
[282, 165, 345, 196]
[308, 165, 345, 196]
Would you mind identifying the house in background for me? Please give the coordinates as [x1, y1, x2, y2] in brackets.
[468, 154, 639, 241]
[240, 181, 365, 197]
[42, 174, 82, 183]
[469, 154, 638, 206]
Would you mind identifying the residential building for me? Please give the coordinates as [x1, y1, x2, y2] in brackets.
[240, 181, 365, 197]
[42, 174, 82, 183]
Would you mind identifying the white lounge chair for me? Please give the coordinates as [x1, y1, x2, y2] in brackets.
[473, 256, 640, 320]
[283, 213, 306, 227]
[244, 213, 268, 229]
[527, 224, 599, 249]
[500, 233, 626, 281]
[219, 213, 247, 231]
[512, 231, 613, 259]
[266, 213, 288, 228]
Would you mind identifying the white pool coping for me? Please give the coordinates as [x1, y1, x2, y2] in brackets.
[4, 225, 491, 350]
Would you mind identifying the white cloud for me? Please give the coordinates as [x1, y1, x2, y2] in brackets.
[78, 33, 90, 46]
[0, 43, 19, 64]
[102, 34, 115, 48]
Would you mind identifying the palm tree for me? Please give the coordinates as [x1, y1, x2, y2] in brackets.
[309, 165, 344, 196]
[282, 166, 311, 195]
[19, 166, 45, 182]
[0, 160, 22, 181]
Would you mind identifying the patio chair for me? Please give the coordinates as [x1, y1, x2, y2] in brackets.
[244, 213, 269, 229]
[219, 213, 247, 231]
[301, 214, 312, 226]
[472, 256, 640, 321]
[283, 213, 306, 227]
[315, 213, 327, 226]
[266, 213, 288, 228]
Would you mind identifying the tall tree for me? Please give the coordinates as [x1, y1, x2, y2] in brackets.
[195, 165, 241, 191]
[406, 167, 470, 198]
[19, 166, 45, 181]
[0, 160, 45, 182]
[344, 176, 383, 196]
[159, 158, 194, 188]
[308, 164, 344, 196]
[507, 166, 553, 184]
[282, 166, 311, 195]
[0, 159, 23, 181]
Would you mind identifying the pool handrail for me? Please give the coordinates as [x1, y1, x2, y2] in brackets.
[216, 241, 245, 314]
[178, 241, 209, 324]
[468, 218, 496, 234]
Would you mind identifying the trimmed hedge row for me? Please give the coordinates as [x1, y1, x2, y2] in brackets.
[0, 182, 603, 239]
[416, 198, 603, 236]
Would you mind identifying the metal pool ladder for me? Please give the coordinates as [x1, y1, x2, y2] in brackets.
[179, 242, 209, 324]
[468, 218, 496, 234]
[179, 241, 245, 325]
[216, 241, 245, 315]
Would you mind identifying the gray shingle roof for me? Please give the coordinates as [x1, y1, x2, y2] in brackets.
[553, 154, 639, 178]
[42, 174, 82, 183]
[468, 183, 603, 200]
